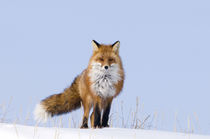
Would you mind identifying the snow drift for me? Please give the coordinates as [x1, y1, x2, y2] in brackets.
[0, 123, 209, 139]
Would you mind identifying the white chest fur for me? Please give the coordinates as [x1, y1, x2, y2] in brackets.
[88, 63, 122, 98]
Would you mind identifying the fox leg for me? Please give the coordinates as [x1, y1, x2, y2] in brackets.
[90, 103, 101, 128]
[102, 97, 113, 127]
[90, 98, 102, 128]
[81, 100, 92, 128]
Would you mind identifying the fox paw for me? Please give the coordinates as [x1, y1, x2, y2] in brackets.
[94, 125, 102, 128]
[80, 123, 88, 129]
[102, 124, 109, 128]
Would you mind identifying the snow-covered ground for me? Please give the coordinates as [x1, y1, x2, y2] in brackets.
[0, 123, 209, 139]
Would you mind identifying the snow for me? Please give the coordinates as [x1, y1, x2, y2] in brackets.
[0, 123, 209, 139]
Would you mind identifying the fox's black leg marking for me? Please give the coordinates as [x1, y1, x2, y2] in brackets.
[81, 117, 88, 128]
[102, 103, 111, 127]
[94, 104, 101, 128]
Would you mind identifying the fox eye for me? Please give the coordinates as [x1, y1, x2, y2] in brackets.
[109, 58, 114, 62]
[99, 58, 104, 61]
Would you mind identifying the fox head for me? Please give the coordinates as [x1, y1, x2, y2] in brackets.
[89, 40, 122, 70]
[88, 40, 124, 98]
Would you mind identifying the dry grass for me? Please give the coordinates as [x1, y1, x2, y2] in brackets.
[0, 97, 13, 123]
[0, 97, 202, 134]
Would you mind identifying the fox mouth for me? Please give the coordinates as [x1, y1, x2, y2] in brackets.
[96, 74, 111, 83]
[103, 74, 111, 79]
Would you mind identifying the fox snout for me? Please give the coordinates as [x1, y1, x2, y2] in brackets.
[104, 65, 109, 70]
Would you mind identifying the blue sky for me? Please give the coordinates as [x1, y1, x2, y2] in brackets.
[0, 0, 210, 134]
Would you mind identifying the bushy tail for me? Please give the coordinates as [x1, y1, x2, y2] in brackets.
[34, 76, 81, 123]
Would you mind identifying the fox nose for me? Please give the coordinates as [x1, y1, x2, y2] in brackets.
[104, 66, 109, 70]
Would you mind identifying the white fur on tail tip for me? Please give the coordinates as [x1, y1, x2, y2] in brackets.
[34, 103, 51, 123]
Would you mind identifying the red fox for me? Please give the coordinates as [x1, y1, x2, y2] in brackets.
[34, 40, 124, 128]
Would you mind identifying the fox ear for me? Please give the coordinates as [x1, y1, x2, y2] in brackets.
[92, 40, 100, 52]
[112, 41, 120, 53]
